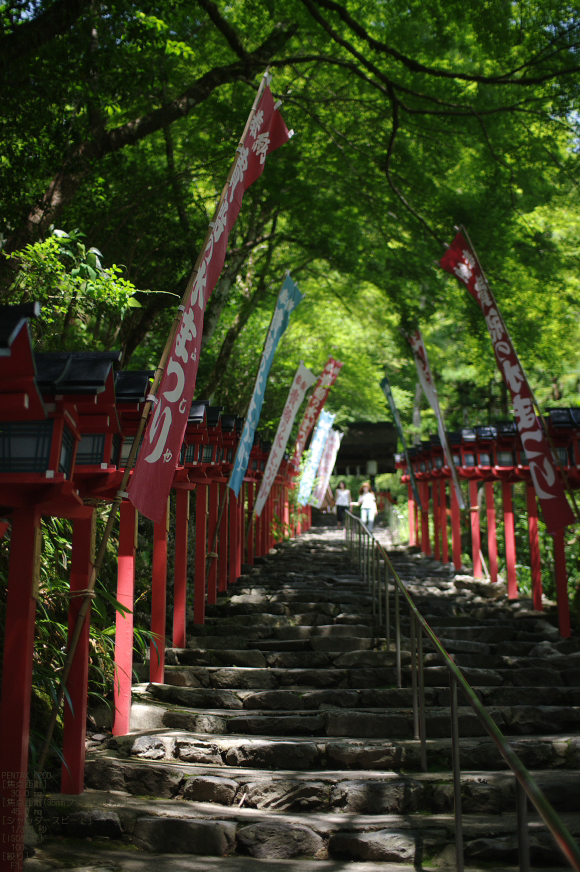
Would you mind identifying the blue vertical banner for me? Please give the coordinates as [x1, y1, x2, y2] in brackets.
[229, 274, 303, 497]
[297, 409, 335, 506]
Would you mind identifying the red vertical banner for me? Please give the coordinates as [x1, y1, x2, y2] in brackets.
[292, 357, 343, 468]
[440, 232, 574, 534]
[129, 82, 292, 523]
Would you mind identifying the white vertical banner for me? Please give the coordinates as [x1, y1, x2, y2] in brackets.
[311, 430, 343, 508]
[254, 362, 317, 517]
[297, 410, 334, 506]
[405, 329, 465, 509]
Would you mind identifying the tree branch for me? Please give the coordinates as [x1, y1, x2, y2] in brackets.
[308, 0, 580, 87]
[0, 0, 93, 75]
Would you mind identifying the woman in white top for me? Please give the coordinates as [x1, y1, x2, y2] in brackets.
[334, 480, 351, 529]
[356, 481, 377, 531]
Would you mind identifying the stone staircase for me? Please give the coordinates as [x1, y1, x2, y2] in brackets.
[34, 528, 580, 870]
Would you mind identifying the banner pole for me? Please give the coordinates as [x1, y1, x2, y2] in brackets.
[38, 68, 273, 772]
[459, 224, 580, 526]
[205, 268, 287, 581]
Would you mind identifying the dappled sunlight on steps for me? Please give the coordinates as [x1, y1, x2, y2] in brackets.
[32, 527, 580, 870]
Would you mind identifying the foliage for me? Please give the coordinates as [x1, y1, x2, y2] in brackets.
[5, 229, 143, 352]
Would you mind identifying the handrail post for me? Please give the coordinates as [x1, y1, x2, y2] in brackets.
[376, 546, 383, 635]
[418, 625, 427, 771]
[450, 673, 464, 872]
[411, 613, 419, 740]
[371, 540, 376, 618]
[395, 583, 401, 688]
[517, 779, 531, 872]
[385, 557, 390, 652]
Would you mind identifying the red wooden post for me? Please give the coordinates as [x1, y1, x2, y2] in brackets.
[266, 492, 273, 551]
[255, 507, 263, 559]
[440, 479, 449, 564]
[502, 480, 517, 599]
[173, 489, 190, 649]
[450, 480, 462, 570]
[421, 481, 431, 556]
[526, 482, 543, 611]
[113, 501, 137, 736]
[432, 478, 440, 561]
[283, 484, 290, 534]
[553, 528, 571, 638]
[218, 483, 228, 593]
[229, 488, 239, 585]
[238, 486, 244, 571]
[194, 483, 207, 624]
[62, 511, 95, 794]
[485, 481, 498, 583]
[407, 483, 416, 546]
[265, 492, 271, 552]
[207, 481, 219, 605]
[0, 507, 41, 869]
[469, 480, 482, 579]
[247, 482, 255, 565]
[150, 498, 168, 684]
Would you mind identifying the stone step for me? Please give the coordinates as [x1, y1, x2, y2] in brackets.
[146, 680, 580, 712]
[37, 839, 567, 872]
[83, 754, 580, 814]
[42, 789, 580, 865]
[125, 696, 580, 739]
[110, 728, 580, 773]
[151, 664, 402, 689]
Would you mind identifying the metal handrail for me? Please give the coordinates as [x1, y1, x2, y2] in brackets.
[344, 509, 580, 872]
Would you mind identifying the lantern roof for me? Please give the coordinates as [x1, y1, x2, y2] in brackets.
[496, 420, 517, 437]
[475, 425, 497, 441]
[0, 303, 45, 419]
[447, 431, 462, 445]
[235, 416, 244, 433]
[0, 303, 41, 356]
[188, 402, 207, 425]
[221, 414, 237, 432]
[547, 408, 579, 429]
[35, 351, 121, 396]
[461, 428, 476, 442]
[206, 405, 223, 428]
[114, 371, 153, 404]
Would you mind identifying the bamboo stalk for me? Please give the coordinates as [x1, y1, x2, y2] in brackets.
[38, 68, 273, 772]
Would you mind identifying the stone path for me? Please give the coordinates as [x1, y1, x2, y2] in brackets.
[30, 528, 580, 870]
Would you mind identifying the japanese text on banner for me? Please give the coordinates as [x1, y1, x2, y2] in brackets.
[229, 275, 304, 498]
[128, 85, 292, 522]
[254, 363, 317, 517]
[311, 429, 343, 508]
[298, 410, 335, 506]
[292, 357, 343, 468]
[440, 232, 574, 534]
[405, 329, 465, 510]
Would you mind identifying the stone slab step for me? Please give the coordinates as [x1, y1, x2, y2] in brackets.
[84, 754, 580, 814]
[145, 665, 402, 689]
[145, 681, 580, 712]
[108, 728, 580, 772]
[40, 790, 580, 864]
[36, 839, 548, 872]
[147, 702, 580, 741]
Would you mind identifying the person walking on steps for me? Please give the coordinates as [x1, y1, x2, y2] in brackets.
[334, 480, 351, 529]
[354, 481, 377, 532]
